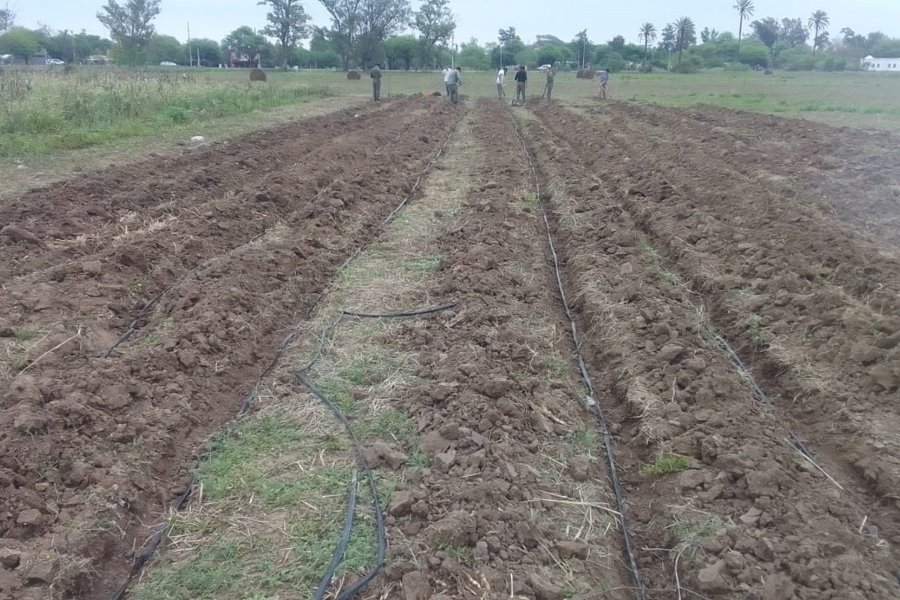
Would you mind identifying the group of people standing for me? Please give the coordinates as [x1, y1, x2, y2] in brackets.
[368, 62, 611, 105]
[497, 65, 610, 105]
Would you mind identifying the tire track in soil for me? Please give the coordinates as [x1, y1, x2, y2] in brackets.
[534, 102, 900, 555]
[516, 105, 900, 598]
[0, 99, 461, 599]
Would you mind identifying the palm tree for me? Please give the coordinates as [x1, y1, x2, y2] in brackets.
[734, 0, 754, 54]
[674, 17, 695, 64]
[808, 10, 830, 53]
[639, 23, 657, 61]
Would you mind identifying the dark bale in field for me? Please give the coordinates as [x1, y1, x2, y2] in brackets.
[347, 70, 362, 80]
[250, 68, 267, 82]
[576, 70, 596, 79]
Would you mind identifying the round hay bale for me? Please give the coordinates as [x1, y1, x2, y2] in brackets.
[347, 70, 362, 80]
[250, 68, 267, 82]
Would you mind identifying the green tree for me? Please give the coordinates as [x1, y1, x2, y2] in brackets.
[639, 23, 656, 60]
[222, 26, 273, 66]
[0, 3, 13, 32]
[259, 0, 310, 69]
[384, 34, 417, 69]
[97, 0, 160, 52]
[751, 17, 779, 64]
[674, 17, 696, 63]
[515, 48, 538, 68]
[318, 0, 361, 69]
[734, 0, 754, 53]
[780, 18, 808, 47]
[701, 28, 720, 43]
[495, 27, 524, 68]
[0, 27, 41, 62]
[414, 0, 454, 67]
[808, 10, 829, 53]
[145, 34, 183, 64]
[191, 38, 221, 66]
[659, 23, 676, 54]
[458, 38, 488, 70]
[572, 29, 593, 68]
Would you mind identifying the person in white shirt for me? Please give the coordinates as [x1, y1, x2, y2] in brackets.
[442, 67, 452, 97]
[496, 67, 508, 99]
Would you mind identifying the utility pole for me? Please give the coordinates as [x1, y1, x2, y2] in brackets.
[187, 23, 192, 66]
[499, 43, 503, 69]
[451, 34, 455, 68]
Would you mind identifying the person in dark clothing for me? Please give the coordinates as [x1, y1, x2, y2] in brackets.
[370, 64, 383, 102]
[512, 66, 527, 106]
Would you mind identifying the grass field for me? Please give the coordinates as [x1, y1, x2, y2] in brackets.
[3, 67, 900, 198]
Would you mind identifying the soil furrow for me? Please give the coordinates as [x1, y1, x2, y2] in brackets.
[370, 99, 631, 599]
[0, 98, 460, 599]
[518, 104, 900, 599]
[0, 100, 436, 383]
[0, 100, 412, 280]
[535, 103, 900, 534]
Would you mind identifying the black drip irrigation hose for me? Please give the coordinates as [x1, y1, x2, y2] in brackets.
[296, 374, 387, 600]
[108, 330, 295, 600]
[106, 115, 463, 600]
[314, 469, 359, 600]
[508, 109, 648, 600]
[710, 332, 838, 485]
[296, 302, 456, 599]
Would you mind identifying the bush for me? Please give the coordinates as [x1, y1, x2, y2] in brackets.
[725, 62, 752, 72]
[821, 57, 847, 72]
[779, 47, 816, 71]
[672, 55, 702, 74]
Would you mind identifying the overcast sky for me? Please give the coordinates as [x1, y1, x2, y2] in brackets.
[13, 0, 900, 47]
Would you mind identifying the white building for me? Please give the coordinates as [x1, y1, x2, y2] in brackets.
[861, 56, 900, 72]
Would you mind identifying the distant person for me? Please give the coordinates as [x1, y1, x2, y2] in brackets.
[598, 68, 610, 100]
[370, 64, 383, 102]
[542, 65, 556, 101]
[442, 66, 452, 96]
[513, 65, 528, 106]
[496, 66, 508, 99]
[446, 66, 462, 104]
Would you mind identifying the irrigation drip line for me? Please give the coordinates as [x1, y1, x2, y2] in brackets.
[342, 303, 457, 319]
[108, 329, 294, 600]
[710, 332, 842, 488]
[508, 109, 647, 600]
[314, 469, 359, 600]
[295, 373, 386, 600]
[108, 112, 463, 598]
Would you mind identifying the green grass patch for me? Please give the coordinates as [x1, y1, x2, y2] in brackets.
[641, 454, 693, 477]
[404, 256, 442, 273]
[13, 327, 41, 341]
[0, 69, 332, 159]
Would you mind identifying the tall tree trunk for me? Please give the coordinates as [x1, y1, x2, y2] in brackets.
[738, 16, 743, 53]
[813, 25, 819, 53]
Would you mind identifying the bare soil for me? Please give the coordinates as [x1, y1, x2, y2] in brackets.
[2, 94, 900, 600]
[520, 101, 900, 598]
[0, 96, 460, 599]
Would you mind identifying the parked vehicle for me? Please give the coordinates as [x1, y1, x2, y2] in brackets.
[47, 58, 65, 66]
[160, 61, 178, 67]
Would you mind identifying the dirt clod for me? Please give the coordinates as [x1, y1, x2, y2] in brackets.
[762, 573, 796, 600]
[567, 455, 591, 482]
[0, 225, 41, 244]
[556, 540, 589, 560]
[366, 441, 409, 470]
[0, 547, 21, 569]
[697, 559, 730, 593]
[401, 571, 432, 600]
[529, 571, 565, 600]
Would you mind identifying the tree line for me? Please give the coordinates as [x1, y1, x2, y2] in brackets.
[1, 0, 899, 71]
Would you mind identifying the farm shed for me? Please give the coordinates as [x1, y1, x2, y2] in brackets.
[862, 55, 900, 72]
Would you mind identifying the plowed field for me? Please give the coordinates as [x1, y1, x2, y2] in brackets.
[1, 95, 899, 600]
